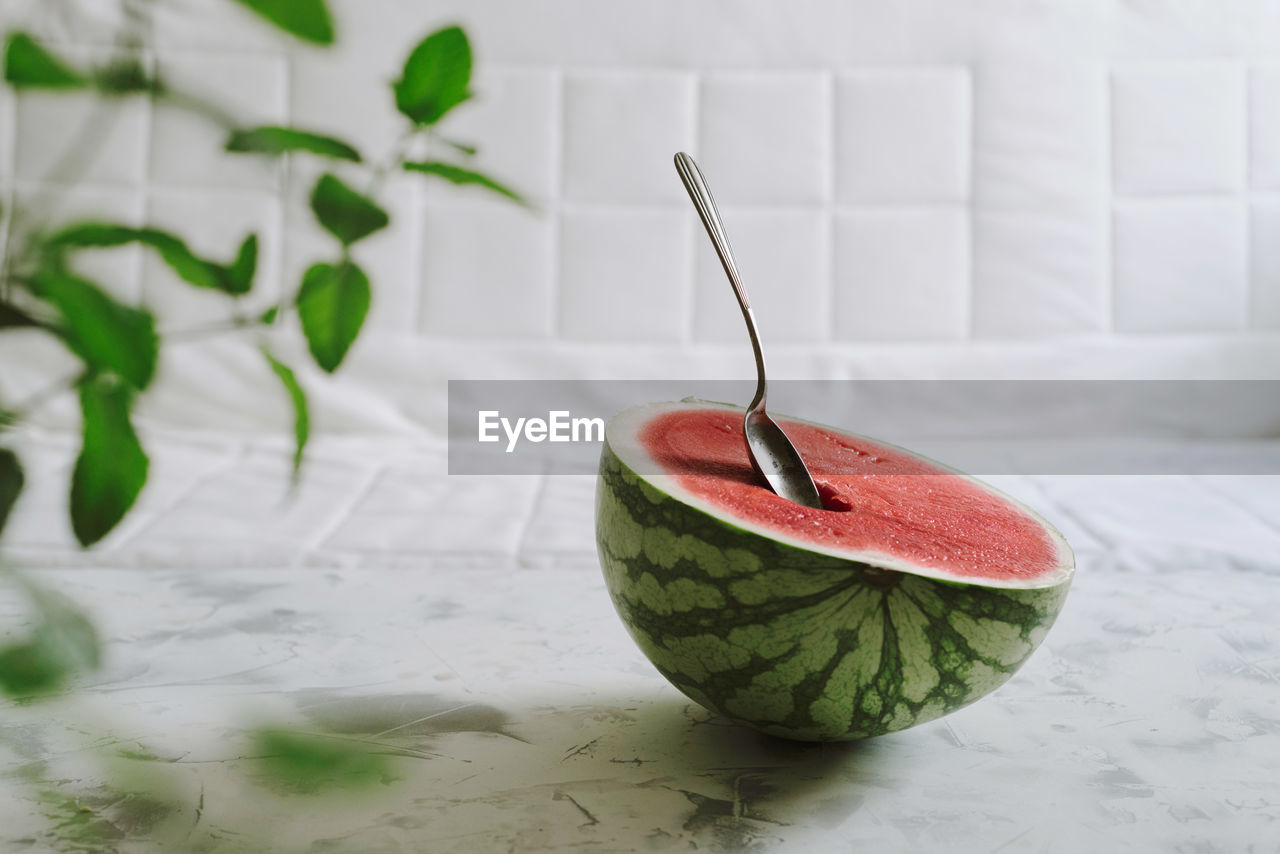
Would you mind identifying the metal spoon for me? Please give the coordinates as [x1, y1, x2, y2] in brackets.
[674, 152, 824, 510]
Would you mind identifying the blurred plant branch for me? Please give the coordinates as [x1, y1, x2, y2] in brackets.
[1, 0, 525, 545]
[0, 0, 526, 848]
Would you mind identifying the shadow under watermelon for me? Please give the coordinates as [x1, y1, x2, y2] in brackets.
[281, 683, 879, 851]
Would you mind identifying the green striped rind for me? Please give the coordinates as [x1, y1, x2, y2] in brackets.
[596, 440, 1071, 741]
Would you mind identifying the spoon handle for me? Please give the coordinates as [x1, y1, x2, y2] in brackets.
[674, 152, 749, 310]
[674, 152, 767, 410]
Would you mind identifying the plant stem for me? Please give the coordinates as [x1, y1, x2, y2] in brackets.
[0, 292, 58, 328]
[161, 313, 264, 341]
[119, 0, 156, 51]
[366, 128, 421, 198]
[2, 102, 124, 281]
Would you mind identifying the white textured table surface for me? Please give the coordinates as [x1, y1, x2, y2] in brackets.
[1, 434, 1279, 852]
[1, 560, 1278, 853]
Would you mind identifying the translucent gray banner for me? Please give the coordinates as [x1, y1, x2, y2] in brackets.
[447, 380, 1280, 475]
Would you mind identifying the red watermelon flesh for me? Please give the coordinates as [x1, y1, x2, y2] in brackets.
[638, 407, 1063, 585]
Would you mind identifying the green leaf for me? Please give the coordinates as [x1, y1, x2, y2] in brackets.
[136, 229, 230, 292]
[45, 222, 140, 251]
[231, 0, 334, 45]
[0, 301, 39, 328]
[296, 261, 369, 373]
[226, 234, 259, 292]
[309, 174, 388, 246]
[0, 583, 100, 697]
[263, 350, 308, 479]
[259, 305, 280, 325]
[0, 448, 22, 537]
[46, 223, 252, 296]
[70, 377, 148, 547]
[3, 33, 86, 90]
[226, 126, 361, 162]
[393, 25, 472, 126]
[402, 161, 526, 205]
[28, 269, 158, 390]
[0, 640, 66, 696]
[252, 727, 390, 793]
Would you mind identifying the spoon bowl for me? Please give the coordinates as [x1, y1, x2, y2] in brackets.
[743, 410, 826, 507]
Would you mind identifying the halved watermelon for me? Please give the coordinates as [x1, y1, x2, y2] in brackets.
[596, 401, 1074, 741]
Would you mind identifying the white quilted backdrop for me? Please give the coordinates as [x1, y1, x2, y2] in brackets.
[4, 0, 1280, 422]
[5, 12, 1280, 849]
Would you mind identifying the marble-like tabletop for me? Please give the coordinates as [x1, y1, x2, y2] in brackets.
[1, 557, 1277, 854]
